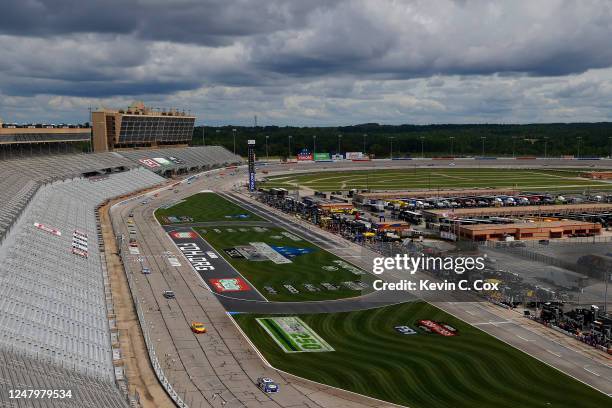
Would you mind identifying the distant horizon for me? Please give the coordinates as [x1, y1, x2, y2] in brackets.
[5, 118, 612, 128]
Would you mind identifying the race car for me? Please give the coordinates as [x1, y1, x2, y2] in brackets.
[256, 377, 279, 393]
[191, 321, 206, 334]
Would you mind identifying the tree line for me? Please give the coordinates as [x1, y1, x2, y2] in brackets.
[192, 123, 612, 158]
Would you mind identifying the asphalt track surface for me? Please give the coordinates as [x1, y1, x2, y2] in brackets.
[111, 158, 612, 407]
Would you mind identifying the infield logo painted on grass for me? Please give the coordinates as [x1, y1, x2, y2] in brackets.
[209, 277, 250, 292]
[256, 316, 334, 353]
[170, 231, 198, 239]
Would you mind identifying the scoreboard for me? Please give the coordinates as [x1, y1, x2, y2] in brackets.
[248, 139, 256, 191]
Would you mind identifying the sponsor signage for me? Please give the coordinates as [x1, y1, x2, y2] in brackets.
[138, 158, 160, 168]
[256, 316, 334, 353]
[314, 152, 331, 161]
[332, 259, 364, 275]
[72, 230, 88, 258]
[224, 247, 245, 259]
[223, 242, 313, 263]
[345, 151, 365, 160]
[271, 245, 314, 258]
[417, 320, 457, 337]
[209, 277, 249, 292]
[34, 222, 61, 236]
[250, 242, 292, 264]
[176, 242, 215, 271]
[153, 157, 172, 166]
[248, 139, 256, 191]
[170, 231, 198, 239]
[394, 326, 418, 335]
[297, 149, 313, 161]
[284, 284, 299, 294]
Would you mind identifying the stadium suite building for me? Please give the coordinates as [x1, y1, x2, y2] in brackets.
[0, 118, 91, 158]
[91, 102, 195, 152]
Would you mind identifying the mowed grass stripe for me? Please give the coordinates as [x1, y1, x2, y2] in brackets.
[263, 168, 612, 191]
[155, 192, 262, 224]
[235, 302, 610, 408]
[257, 318, 299, 352]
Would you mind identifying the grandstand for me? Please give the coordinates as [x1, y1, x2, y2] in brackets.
[0, 170, 163, 358]
[0, 153, 135, 241]
[0, 169, 164, 407]
[116, 145, 242, 175]
[0, 145, 238, 406]
[0, 348, 127, 408]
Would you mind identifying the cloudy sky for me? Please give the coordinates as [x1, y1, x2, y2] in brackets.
[1, 0, 612, 125]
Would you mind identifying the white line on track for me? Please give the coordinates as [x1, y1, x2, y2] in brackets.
[517, 335, 534, 342]
[546, 350, 562, 358]
[584, 367, 601, 377]
[472, 321, 513, 326]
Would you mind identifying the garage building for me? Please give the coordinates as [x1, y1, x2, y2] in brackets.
[458, 220, 601, 241]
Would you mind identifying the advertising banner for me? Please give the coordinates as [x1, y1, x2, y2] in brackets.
[256, 316, 334, 353]
[345, 151, 367, 160]
[209, 277, 250, 292]
[417, 320, 457, 337]
[297, 149, 314, 161]
[176, 241, 215, 271]
[314, 152, 331, 161]
[34, 222, 61, 236]
[153, 157, 172, 166]
[248, 139, 256, 191]
[138, 158, 160, 168]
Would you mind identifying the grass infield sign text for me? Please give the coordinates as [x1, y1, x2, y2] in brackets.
[256, 316, 334, 353]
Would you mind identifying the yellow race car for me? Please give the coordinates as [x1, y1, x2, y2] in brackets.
[191, 321, 206, 334]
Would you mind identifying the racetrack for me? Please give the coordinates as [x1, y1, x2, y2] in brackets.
[110, 158, 612, 407]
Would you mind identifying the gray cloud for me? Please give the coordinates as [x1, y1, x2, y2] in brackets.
[1, 0, 612, 124]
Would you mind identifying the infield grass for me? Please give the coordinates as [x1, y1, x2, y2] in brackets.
[155, 192, 262, 224]
[234, 301, 610, 408]
[195, 225, 374, 302]
[262, 168, 612, 192]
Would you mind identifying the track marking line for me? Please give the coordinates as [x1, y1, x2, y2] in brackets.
[546, 350, 562, 358]
[584, 367, 601, 377]
[517, 335, 535, 342]
[472, 321, 512, 326]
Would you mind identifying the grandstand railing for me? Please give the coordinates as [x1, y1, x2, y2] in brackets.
[119, 236, 189, 408]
